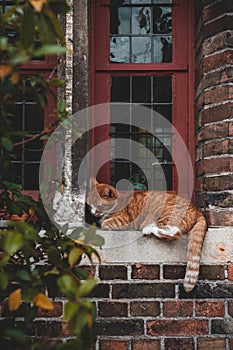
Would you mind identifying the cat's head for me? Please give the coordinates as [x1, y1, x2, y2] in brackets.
[87, 177, 119, 217]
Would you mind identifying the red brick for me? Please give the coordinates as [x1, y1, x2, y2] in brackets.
[205, 175, 233, 191]
[204, 85, 232, 105]
[132, 339, 160, 350]
[147, 319, 209, 336]
[199, 122, 229, 142]
[202, 32, 233, 56]
[204, 15, 233, 40]
[207, 209, 233, 226]
[99, 265, 127, 280]
[130, 301, 160, 317]
[203, 140, 229, 157]
[163, 265, 186, 279]
[204, 157, 230, 174]
[37, 302, 63, 317]
[199, 265, 225, 280]
[228, 265, 233, 281]
[196, 301, 225, 317]
[203, 0, 233, 23]
[99, 339, 129, 350]
[98, 301, 128, 317]
[131, 264, 160, 280]
[203, 102, 232, 124]
[228, 301, 233, 316]
[195, 176, 203, 192]
[197, 338, 226, 350]
[163, 301, 193, 317]
[165, 338, 195, 350]
[230, 338, 233, 350]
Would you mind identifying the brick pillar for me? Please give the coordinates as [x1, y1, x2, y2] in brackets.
[195, 0, 233, 226]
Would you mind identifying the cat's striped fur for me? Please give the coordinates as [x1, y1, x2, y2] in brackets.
[87, 178, 207, 292]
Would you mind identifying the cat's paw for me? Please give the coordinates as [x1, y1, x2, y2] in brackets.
[142, 224, 181, 240]
[157, 225, 181, 240]
[142, 224, 161, 238]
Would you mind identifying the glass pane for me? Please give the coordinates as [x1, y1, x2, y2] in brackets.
[153, 6, 172, 34]
[25, 104, 43, 131]
[153, 76, 172, 103]
[24, 163, 40, 190]
[132, 37, 151, 63]
[111, 76, 130, 102]
[12, 104, 23, 130]
[110, 36, 130, 63]
[153, 35, 172, 62]
[132, 76, 151, 103]
[110, 6, 130, 34]
[25, 139, 43, 161]
[153, 105, 172, 123]
[132, 7, 151, 35]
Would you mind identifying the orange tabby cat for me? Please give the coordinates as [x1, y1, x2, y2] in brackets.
[87, 178, 207, 292]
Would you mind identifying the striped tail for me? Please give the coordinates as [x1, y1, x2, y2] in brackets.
[184, 211, 207, 292]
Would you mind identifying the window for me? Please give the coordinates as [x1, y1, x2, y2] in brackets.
[1, 0, 57, 195]
[92, 0, 194, 195]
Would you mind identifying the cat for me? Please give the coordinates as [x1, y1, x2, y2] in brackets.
[87, 178, 207, 292]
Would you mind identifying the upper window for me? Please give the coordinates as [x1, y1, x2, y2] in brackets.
[110, 0, 172, 63]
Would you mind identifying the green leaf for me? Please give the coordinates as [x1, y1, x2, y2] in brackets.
[16, 270, 31, 282]
[68, 247, 84, 266]
[33, 44, 67, 56]
[57, 274, 79, 298]
[48, 246, 61, 265]
[44, 8, 65, 43]
[0, 137, 13, 152]
[0, 271, 9, 289]
[4, 231, 23, 254]
[21, 5, 35, 50]
[57, 98, 67, 112]
[3, 329, 27, 344]
[64, 301, 79, 321]
[49, 78, 65, 87]
[0, 254, 10, 268]
[77, 279, 96, 298]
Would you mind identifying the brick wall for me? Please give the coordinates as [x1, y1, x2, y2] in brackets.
[28, 263, 233, 349]
[194, 0, 233, 226]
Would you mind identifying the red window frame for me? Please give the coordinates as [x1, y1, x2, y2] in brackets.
[91, 0, 194, 197]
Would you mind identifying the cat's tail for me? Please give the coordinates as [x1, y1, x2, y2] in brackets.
[184, 211, 207, 292]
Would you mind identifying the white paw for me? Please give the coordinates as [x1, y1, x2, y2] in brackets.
[142, 224, 161, 238]
[164, 225, 181, 238]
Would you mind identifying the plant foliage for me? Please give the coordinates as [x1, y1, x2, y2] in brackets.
[0, 1, 102, 349]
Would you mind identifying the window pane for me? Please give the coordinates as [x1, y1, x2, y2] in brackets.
[132, 37, 151, 63]
[132, 7, 151, 35]
[110, 36, 130, 63]
[153, 6, 172, 34]
[132, 76, 151, 103]
[111, 76, 130, 102]
[153, 35, 172, 63]
[24, 164, 40, 190]
[111, 6, 130, 34]
[153, 76, 172, 103]
[25, 103, 43, 131]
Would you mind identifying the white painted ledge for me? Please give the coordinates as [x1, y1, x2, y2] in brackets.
[81, 227, 233, 264]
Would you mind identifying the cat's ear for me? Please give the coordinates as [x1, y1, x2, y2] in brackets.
[89, 177, 98, 189]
